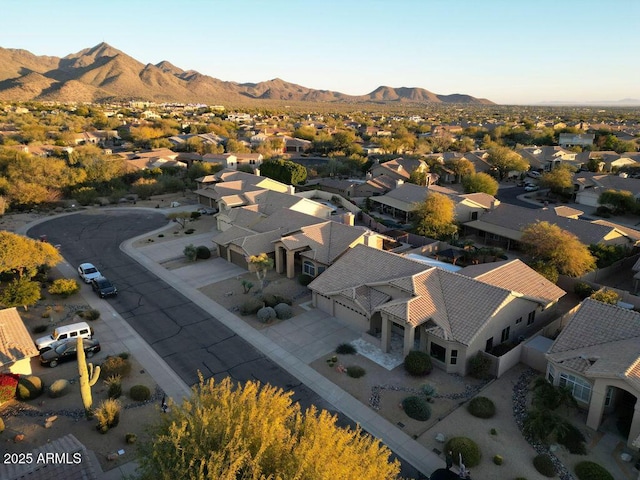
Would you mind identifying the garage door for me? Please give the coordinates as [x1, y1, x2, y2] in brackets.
[230, 250, 247, 268]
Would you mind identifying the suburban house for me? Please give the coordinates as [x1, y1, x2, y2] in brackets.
[545, 299, 640, 448]
[120, 148, 186, 171]
[574, 172, 640, 207]
[464, 203, 638, 250]
[202, 153, 263, 170]
[370, 182, 500, 224]
[368, 157, 430, 183]
[426, 151, 494, 184]
[308, 245, 565, 374]
[0, 307, 40, 375]
[518, 146, 580, 171]
[283, 136, 313, 153]
[274, 221, 394, 279]
[195, 169, 293, 210]
[308, 176, 395, 199]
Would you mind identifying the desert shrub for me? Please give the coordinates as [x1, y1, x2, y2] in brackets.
[346, 366, 366, 378]
[95, 398, 121, 433]
[274, 303, 293, 320]
[468, 352, 492, 380]
[183, 244, 197, 262]
[129, 385, 151, 402]
[101, 356, 132, 378]
[125, 433, 137, 444]
[239, 298, 263, 316]
[557, 422, 586, 455]
[533, 454, 556, 477]
[47, 278, 80, 297]
[403, 350, 432, 376]
[257, 306, 277, 323]
[574, 282, 595, 299]
[421, 383, 437, 398]
[48, 379, 70, 398]
[261, 293, 292, 307]
[445, 437, 482, 468]
[16, 375, 44, 401]
[32, 324, 48, 334]
[402, 396, 431, 421]
[0, 417, 4, 433]
[490, 428, 497, 435]
[0, 374, 19, 404]
[336, 343, 357, 355]
[79, 308, 101, 321]
[190, 211, 201, 219]
[574, 461, 614, 480]
[467, 396, 496, 419]
[104, 375, 122, 399]
[118, 352, 130, 360]
[196, 245, 211, 259]
[493, 454, 503, 465]
[298, 274, 314, 286]
[185, 228, 195, 234]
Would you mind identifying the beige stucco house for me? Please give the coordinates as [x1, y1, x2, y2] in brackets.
[546, 299, 640, 448]
[0, 307, 40, 375]
[308, 246, 565, 374]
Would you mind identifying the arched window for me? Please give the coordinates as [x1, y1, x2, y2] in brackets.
[303, 260, 315, 277]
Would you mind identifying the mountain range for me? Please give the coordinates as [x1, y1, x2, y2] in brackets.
[0, 43, 494, 105]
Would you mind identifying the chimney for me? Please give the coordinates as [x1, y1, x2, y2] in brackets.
[395, 179, 404, 189]
[254, 167, 261, 176]
[343, 212, 355, 226]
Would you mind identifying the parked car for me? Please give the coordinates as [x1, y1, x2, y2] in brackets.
[524, 184, 540, 192]
[77, 263, 101, 283]
[35, 321, 93, 351]
[91, 276, 118, 298]
[197, 207, 217, 215]
[526, 171, 542, 179]
[39, 338, 101, 368]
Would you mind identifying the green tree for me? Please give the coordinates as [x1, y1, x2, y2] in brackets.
[520, 221, 596, 277]
[462, 172, 499, 195]
[590, 288, 620, 304]
[167, 212, 192, 229]
[412, 192, 458, 240]
[0, 231, 62, 279]
[445, 158, 475, 182]
[598, 189, 638, 214]
[0, 277, 41, 310]
[136, 375, 400, 480]
[248, 253, 274, 291]
[487, 146, 529, 180]
[540, 164, 574, 196]
[260, 159, 307, 185]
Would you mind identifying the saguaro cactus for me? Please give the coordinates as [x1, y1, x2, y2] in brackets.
[77, 336, 100, 413]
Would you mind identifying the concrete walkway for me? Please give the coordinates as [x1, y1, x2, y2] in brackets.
[95, 224, 445, 478]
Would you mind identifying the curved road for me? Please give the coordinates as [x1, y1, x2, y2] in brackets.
[27, 209, 423, 478]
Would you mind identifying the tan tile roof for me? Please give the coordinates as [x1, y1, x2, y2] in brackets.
[0, 434, 97, 480]
[547, 299, 640, 387]
[591, 219, 640, 242]
[211, 225, 256, 246]
[0, 307, 39, 367]
[232, 229, 286, 256]
[459, 259, 566, 306]
[554, 206, 584, 218]
[459, 192, 499, 209]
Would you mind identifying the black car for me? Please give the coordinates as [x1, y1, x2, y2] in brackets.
[91, 276, 118, 298]
[39, 338, 101, 368]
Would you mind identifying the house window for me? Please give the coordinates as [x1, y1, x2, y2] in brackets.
[527, 310, 536, 325]
[302, 261, 315, 277]
[559, 372, 592, 403]
[430, 343, 446, 362]
[516, 317, 522, 324]
[501, 326, 510, 343]
[450, 349, 458, 365]
[470, 211, 478, 221]
[317, 266, 326, 275]
[547, 364, 555, 384]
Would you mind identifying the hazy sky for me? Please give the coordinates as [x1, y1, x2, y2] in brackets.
[2, 0, 639, 105]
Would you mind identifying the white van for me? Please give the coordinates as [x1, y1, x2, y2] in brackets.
[35, 321, 94, 351]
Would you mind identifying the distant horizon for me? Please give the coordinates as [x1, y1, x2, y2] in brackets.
[1, 0, 638, 106]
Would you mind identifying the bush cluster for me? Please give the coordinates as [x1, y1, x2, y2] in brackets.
[346, 366, 366, 378]
[79, 308, 101, 321]
[257, 306, 277, 323]
[47, 278, 80, 297]
[104, 375, 122, 399]
[196, 245, 211, 259]
[467, 396, 496, 419]
[444, 437, 481, 468]
[239, 298, 263, 316]
[261, 293, 292, 307]
[16, 376, 44, 401]
[336, 343, 357, 355]
[574, 281, 595, 299]
[557, 423, 586, 455]
[0, 374, 19, 404]
[48, 379, 70, 398]
[274, 303, 293, 320]
[574, 461, 614, 480]
[298, 274, 314, 286]
[101, 356, 132, 378]
[129, 385, 151, 402]
[533, 454, 556, 477]
[468, 352, 492, 380]
[402, 396, 431, 421]
[95, 398, 121, 433]
[403, 350, 432, 376]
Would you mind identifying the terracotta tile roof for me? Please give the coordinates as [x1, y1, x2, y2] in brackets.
[547, 299, 640, 386]
[459, 259, 566, 306]
[0, 307, 39, 367]
[0, 434, 97, 480]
